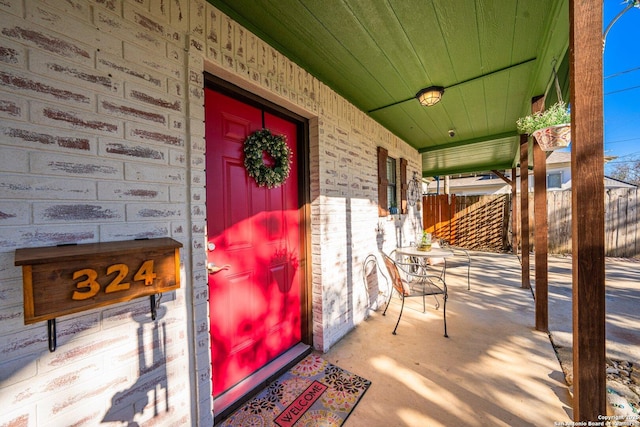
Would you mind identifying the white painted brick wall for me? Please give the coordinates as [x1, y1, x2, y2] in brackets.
[0, 0, 422, 424]
[28, 50, 123, 95]
[30, 101, 122, 136]
[0, 0, 197, 424]
[1, 122, 98, 154]
[96, 52, 166, 91]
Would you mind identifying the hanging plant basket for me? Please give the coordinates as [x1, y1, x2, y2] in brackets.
[531, 124, 571, 151]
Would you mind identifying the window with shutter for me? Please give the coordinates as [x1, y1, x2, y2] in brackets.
[386, 157, 397, 211]
[400, 158, 407, 214]
[377, 147, 388, 216]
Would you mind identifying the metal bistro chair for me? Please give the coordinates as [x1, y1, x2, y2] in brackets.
[438, 240, 471, 290]
[426, 240, 471, 290]
[382, 251, 448, 337]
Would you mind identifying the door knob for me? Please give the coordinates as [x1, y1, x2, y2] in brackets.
[207, 263, 230, 274]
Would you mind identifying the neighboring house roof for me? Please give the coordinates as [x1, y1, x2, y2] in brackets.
[604, 176, 637, 188]
[545, 150, 572, 165]
[428, 150, 637, 194]
[443, 175, 505, 189]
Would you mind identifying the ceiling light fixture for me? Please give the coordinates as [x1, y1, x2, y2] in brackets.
[416, 86, 445, 107]
[368, 58, 536, 114]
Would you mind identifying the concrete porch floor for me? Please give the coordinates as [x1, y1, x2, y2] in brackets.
[322, 251, 574, 427]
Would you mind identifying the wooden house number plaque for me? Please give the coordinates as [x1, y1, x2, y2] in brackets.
[15, 238, 182, 325]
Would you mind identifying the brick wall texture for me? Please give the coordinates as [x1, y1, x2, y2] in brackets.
[0, 0, 422, 425]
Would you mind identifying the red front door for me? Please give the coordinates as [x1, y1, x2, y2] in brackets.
[205, 87, 302, 397]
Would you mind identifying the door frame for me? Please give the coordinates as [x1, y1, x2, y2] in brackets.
[203, 71, 313, 349]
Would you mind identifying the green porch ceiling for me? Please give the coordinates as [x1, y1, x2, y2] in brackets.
[208, 0, 570, 177]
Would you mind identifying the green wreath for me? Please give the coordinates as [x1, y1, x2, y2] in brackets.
[243, 129, 292, 188]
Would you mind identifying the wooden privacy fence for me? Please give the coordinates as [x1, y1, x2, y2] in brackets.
[423, 188, 640, 257]
[423, 194, 511, 252]
[544, 188, 639, 257]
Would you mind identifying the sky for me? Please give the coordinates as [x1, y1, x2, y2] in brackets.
[602, 0, 640, 174]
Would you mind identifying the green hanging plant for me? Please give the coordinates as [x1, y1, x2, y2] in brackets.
[516, 101, 571, 135]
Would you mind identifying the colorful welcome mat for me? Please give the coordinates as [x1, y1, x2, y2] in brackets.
[219, 354, 371, 427]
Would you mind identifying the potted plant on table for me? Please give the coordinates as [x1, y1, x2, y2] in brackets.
[516, 101, 571, 151]
[417, 231, 432, 252]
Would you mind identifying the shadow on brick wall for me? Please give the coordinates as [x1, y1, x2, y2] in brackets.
[102, 306, 169, 426]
